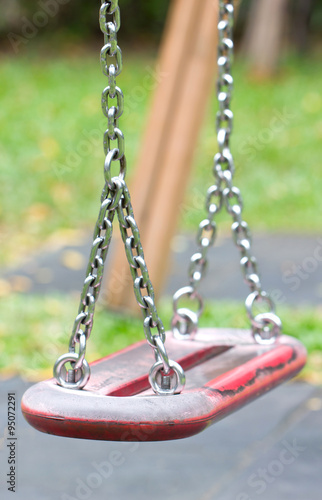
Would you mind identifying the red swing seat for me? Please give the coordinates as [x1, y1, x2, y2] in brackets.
[21, 328, 306, 442]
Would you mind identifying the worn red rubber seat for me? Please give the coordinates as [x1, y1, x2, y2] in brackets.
[21, 328, 306, 442]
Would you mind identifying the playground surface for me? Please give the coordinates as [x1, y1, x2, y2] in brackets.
[0, 232, 321, 499]
[1, 232, 322, 306]
[0, 377, 321, 500]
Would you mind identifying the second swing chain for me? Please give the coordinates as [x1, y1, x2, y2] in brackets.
[172, 0, 282, 345]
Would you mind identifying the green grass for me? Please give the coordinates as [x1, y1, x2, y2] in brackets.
[0, 51, 321, 383]
[0, 51, 322, 265]
[187, 54, 322, 233]
[0, 293, 321, 383]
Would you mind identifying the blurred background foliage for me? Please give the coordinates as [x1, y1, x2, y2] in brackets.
[0, 0, 322, 50]
[0, 0, 322, 379]
[1, 0, 322, 266]
[0, 0, 171, 48]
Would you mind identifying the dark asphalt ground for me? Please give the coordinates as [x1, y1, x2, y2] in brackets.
[0, 233, 321, 499]
[0, 378, 321, 500]
[2, 232, 322, 306]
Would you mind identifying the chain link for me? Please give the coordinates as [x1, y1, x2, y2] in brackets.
[116, 182, 186, 393]
[54, 1, 185, 395]
[172, 0, 282, 344]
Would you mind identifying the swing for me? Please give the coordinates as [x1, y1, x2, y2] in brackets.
[21, 0, 306, 442]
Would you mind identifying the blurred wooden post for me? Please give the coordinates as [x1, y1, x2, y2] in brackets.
[105, 0, 219, 312]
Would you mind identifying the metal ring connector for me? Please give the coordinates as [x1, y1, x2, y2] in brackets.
[252, 312, 282, 345]
[245, 291, 275, 324]
[171, 308, 198, 339]
[149, 360, 186, 396]
[172, 286, 203, 319]
[54, 353, 90, 390]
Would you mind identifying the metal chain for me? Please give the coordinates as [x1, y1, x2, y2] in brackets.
[172, 0, 282, 345]
[54, 0, 185, 395]
[116, 182, 185, 395]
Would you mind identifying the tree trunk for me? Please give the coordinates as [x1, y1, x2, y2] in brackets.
[242, 0, 289, 78]
[291, 0, 315, 53]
